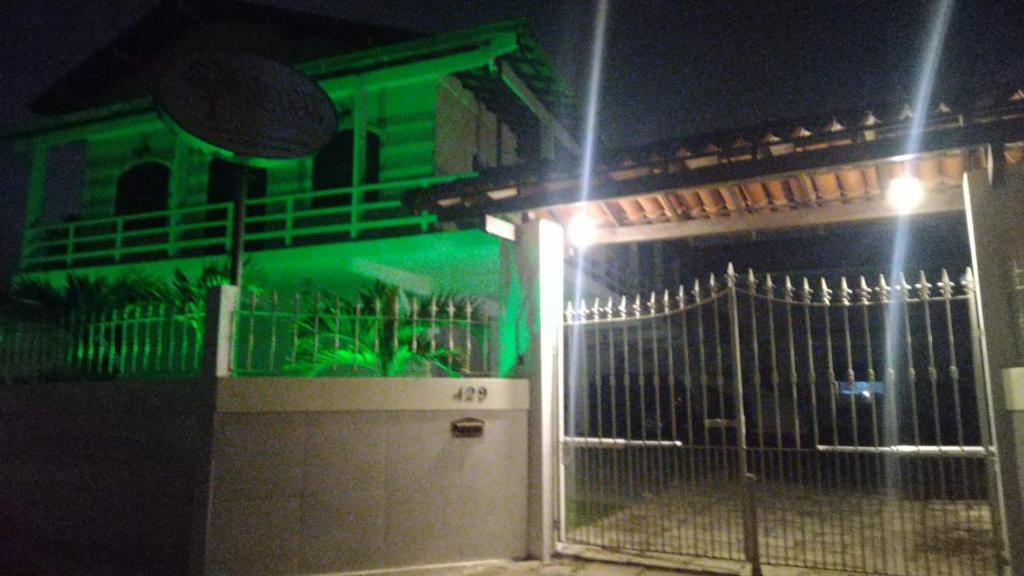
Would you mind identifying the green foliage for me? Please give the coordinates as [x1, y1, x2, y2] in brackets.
[288, 281, 481, 377]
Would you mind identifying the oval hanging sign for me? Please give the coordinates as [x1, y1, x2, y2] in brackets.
[156, 52, 337, 165]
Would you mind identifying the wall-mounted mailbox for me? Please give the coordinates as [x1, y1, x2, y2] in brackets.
[451, 417, 484, 438]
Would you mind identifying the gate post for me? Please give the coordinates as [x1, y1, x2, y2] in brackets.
[726, 265, 762, 576]
[963, 166, 1020, 574]
[507, 219, 564, 561]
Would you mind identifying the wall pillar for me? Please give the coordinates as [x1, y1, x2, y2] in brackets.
[504, 219, 564, 560]
[963, 166, 1024, 575]
[188, 285, 238, 575]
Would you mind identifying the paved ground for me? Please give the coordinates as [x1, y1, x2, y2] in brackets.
[451, 558, 686, 575]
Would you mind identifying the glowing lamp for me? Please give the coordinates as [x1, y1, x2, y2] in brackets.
[886, 176, 924, 214]
[567, 213, 598, 248]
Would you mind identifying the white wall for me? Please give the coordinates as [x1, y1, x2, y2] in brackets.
[205, 377, 529, 575]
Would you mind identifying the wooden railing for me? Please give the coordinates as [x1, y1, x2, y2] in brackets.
[20, 173, 476, 270]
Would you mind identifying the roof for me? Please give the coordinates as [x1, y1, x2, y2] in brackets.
[21, 3, 579, 151]
[414, 88, 1024, 237]
[30, 1, 419, 116]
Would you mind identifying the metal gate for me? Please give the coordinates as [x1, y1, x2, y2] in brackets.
[561, 265, 1005, 575]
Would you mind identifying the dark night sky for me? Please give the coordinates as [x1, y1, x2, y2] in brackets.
[2, 0, 1024, 286]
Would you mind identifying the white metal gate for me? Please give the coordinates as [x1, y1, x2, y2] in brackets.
[561, 265, 1005, 575]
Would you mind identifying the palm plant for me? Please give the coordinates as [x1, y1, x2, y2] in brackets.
[288, 281, 483, 377]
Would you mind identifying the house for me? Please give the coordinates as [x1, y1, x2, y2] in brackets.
[9, 1, 581, 298]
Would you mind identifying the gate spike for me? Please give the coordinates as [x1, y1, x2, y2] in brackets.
[593, 297, 602, 321]
[605, 296, 615, 319]
[819, 277, 831, 304]
[877, 274, 890, 303]
[619, 295, 629, 319]
[579, 299, 590, 322]
[633, 294, 643, 317]
[725, 263, 736, 287]
[858, 276, 872, 304]
[764, 273, 774, 298]
[709, 273, 718, 292]
[838, 276, 851, 306]
[564, 301, 574, 322]
[783, 276, 794, 302]
[747, 268, 758, 290]
[663, 289, 671, 313]
[897, 272, 911, 299]
[801, 277, 813, 303]
[963, 267, 975, 293]
[917, 270, 932, 300]
[649, 291, 658, 316]
[693, 278, 703, 301]
[939, 269, 954, 298]
[677, 284, 687, 308]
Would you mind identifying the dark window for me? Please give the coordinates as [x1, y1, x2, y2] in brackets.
[115, 162, 169, 229]
[312, 129, 380, 208]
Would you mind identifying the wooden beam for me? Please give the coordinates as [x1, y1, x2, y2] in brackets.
[499, 61, 580, 156]
[593, 190, 964, 245]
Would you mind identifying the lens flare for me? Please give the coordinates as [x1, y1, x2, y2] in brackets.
[567, 213, 598, 248]
[886, 176, 925, 213]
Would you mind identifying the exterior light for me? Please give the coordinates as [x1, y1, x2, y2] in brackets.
[886, 176, 924, 214]
[567, 213, 597, 248]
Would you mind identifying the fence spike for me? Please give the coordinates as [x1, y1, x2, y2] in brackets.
[858, 276, 872, 304]
[648, 291, 658, 316]
[819, 277, 832, 305]
[605, 296, 615, 319]
[709, 272, 718, 291]
[725, 263, 736, 287]
[917, 270, 932, 300]
[784, 275, 794, 302]
[838, 276, 851, 306]
[677, 284, 686, 308]
[963, 267, 975, 292]
[633, 293, 642, 317]
[579, 299, 590, 322]
[618, 295, 628, 319]
[764, 273, 774, 298]
[939, 269, 954, 298]
[565, 300, 574, 322]
[663, 289, 671, 313]
[877, 274, 890, 303]
[692, 278, 703, 301]
[593, 297, 602, 321]
[801, 277, 813, 303]
[897, 272, 911, 299]
[747, 268, 758, 290]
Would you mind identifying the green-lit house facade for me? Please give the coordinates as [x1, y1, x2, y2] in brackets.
[12, 3, 579, 296]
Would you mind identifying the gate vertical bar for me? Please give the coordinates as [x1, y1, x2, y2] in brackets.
[966, 267, 1010, 574]
[727, 265, 761, 575]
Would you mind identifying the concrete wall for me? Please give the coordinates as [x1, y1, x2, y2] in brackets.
[205, 377, 529, 575]
[0, 379, 215, 576]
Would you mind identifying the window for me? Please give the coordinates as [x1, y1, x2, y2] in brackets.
[311, 129, 380, 208]
[115, 162, 169, 229]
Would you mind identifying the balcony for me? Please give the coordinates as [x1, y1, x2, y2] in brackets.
[20, 173, 475, 271]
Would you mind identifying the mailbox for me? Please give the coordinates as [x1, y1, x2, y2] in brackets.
[451, 417, 484, 438]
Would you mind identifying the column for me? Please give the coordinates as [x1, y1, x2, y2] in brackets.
[503, 219, 564, 560]
[963, 165, 1024, 575]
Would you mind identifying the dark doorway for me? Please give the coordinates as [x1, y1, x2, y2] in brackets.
[115, 162, 170, 224]
[207, 159, 267, 252]
[312, 129, 380, 208]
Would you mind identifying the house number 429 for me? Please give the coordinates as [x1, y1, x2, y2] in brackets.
[453, 386, 488, 402]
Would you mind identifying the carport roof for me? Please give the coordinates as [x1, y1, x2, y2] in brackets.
[414, 89, 1024, 243]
